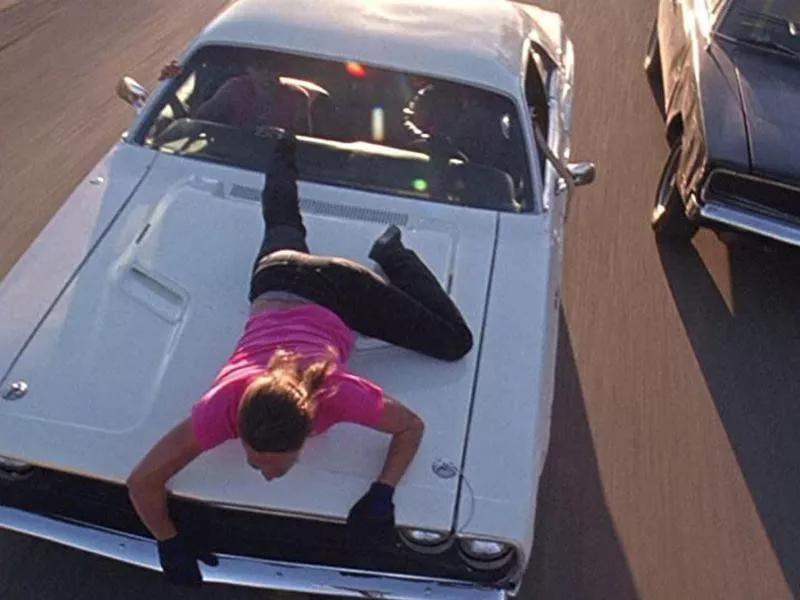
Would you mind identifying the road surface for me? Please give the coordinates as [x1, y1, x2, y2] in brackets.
[0, 1, 797, 599]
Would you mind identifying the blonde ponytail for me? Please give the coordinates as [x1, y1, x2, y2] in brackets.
[238, 347, 337, 453]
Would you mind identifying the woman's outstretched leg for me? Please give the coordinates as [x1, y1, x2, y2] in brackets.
[247, 135, 473, 360]
[369, 226, 470, 333]
[305, 226, 474, 361]
[249, 131, 309, 302]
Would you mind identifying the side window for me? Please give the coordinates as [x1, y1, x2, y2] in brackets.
[523, 48, 551, 178]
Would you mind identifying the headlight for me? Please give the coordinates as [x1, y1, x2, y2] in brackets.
[0, 456, 34, 481]
[458, 539, 515, 570]
[398, 529, 453, 555]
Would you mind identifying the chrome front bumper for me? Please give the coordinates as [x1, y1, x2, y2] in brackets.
[696, 199, 800, 248]
[0, 506, 506, 599]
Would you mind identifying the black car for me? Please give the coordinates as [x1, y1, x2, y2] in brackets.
[644, 0, 800, 245]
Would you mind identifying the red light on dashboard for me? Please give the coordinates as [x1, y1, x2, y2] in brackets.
[345, 61, 366, 78]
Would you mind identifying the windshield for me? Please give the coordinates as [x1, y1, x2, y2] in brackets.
[719, 0, 800, 55]
[135, 45, 534, 212]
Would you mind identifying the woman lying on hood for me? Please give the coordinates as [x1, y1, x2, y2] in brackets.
[126, 130, 474, 587]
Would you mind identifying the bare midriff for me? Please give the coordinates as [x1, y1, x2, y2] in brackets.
[249, 296, 310, 317]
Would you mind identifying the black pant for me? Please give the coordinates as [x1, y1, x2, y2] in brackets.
[248, 135, 473, 362]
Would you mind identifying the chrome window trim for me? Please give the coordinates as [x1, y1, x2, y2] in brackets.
[519, 36, 547, 214]
[541, 55, 563, 212]
[0, 506, 508, 600]
[711, 0, 735, 37]
[708, 0, 731, 32]
[521, 36, 569, 214]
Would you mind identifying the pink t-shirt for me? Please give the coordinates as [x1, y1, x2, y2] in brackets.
[190, 305, 385, 451]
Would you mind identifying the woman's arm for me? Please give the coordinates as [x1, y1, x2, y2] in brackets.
[368, 396, 425, 487]
[126, 418, 204, 541]
[345, 396, 424, 536]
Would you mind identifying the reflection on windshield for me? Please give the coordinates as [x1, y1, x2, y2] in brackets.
[139, 45, 532, 212]
[722, 0, 800, 54]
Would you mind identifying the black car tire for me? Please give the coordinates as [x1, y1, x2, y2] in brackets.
[651, 142, 698, 241]
[644, 19, 666, 119]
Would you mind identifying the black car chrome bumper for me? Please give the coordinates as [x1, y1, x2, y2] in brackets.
[0, 506, 507, 599]
[694, 169, 800, 247]
[697, 200, 800, 247]
[689, 195, 800, 247]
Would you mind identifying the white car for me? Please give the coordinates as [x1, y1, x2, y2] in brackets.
[0, 0, 594, 597]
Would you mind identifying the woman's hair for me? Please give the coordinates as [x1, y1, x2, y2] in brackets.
[238, 349, 335, 453]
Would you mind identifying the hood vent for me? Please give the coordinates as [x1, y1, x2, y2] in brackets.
[229, 184, 408, 226]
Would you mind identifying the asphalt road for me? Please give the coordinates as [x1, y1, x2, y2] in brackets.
[1, 1, 798, 599]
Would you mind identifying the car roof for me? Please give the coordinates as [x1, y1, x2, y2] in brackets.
[190, 0, 538, 95]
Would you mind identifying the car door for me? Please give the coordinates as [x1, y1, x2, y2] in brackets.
[520, 41, 568, 477]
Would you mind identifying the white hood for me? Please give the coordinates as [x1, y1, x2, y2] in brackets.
[0, 151, 497, 531]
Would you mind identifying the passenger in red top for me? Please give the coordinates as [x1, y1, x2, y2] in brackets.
[193, 62, 300, 130]
[127, 130, 473, 588]
[159, 56, 309, 132]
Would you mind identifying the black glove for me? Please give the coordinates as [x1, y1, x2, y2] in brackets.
[347, 482, 396, 543]
[157, 533, 218, 587]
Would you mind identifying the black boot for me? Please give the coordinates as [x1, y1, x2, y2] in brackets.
[369, 225, 405, 263]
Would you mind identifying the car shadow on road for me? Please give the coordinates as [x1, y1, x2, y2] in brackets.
[521, 311, 640, 600]
[657, 235, 800, 596]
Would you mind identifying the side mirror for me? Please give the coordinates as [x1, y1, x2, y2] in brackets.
[567, 162, 596, 187]
[532, 124, 595, 200]
[116, 76, 148, 112]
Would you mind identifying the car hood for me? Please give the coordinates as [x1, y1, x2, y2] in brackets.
[731, 46, 800, 181]
[0, 152, 497, 532]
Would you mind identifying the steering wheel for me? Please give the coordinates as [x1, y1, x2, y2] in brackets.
[168, 97, 189, 120]
[404, 134, 470, 200]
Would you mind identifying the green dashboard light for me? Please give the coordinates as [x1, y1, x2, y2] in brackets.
[413, 178, 428, 192]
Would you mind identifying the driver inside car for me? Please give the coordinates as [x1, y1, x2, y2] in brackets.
[401, 77, 528, 199]
[402, 78, 515, 168]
